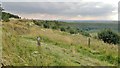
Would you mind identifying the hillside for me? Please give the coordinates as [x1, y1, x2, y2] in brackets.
[2, 19, 119, 66]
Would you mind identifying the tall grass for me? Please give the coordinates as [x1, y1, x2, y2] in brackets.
[2, 20, 119, 66]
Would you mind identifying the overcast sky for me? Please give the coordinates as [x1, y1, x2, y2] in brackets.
[1, 0, 119, 20]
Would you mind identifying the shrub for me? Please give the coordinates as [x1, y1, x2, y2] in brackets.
[60, 27, 66, 31]
[52, 26, 58, 29]
[43, 23, 50, 28]
[2, 13, 10, 22]
[69, 29, 76, 34]
[2, 12, 20, 22]
[98, 29, 120, 44]
[79, 30, 90, 37]
[34, 21, 42, 26]
[66, 26, 70, 30]
[81, 31, 90, 37]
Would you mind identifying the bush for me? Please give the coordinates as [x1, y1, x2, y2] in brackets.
[81, 31, 90, 37]
[60, 27, 66, 31]
[2, 12, 20, 22]
[2, 13, 10, 22]
[43, 23, 50, 28]
[98, 29, 120, 44]
[69, 29, 76, 34]
[66, 26, 70, 30]
[52, 26, 58, 29]
[79, 30, 90, 37]
[34, 21, 42, 26]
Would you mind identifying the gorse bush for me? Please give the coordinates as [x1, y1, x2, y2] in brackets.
[98, 29, 120, 44]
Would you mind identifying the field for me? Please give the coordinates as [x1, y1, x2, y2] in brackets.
[1, 19, 119, 66]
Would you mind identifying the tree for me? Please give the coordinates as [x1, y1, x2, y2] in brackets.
[98, 29, 120, 44]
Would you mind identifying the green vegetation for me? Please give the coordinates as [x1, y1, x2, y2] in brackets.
[98, 29, 120, 44]
[80, 30, 90, 37]
[2, 19, 119, 66]
[60, 27, 66, 32]
[2, 12, 20, 22]
[33, 20, 91, 36]
[1, 12, 119, 66]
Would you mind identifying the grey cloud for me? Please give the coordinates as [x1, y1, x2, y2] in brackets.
[2, 2, 116, 17]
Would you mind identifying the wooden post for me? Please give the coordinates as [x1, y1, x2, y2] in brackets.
[37, 37, 41, 46]
[88, 37, 90, 47]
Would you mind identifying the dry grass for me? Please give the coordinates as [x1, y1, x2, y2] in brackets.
[2, 19, 119, 66]
[30, 25, 118, 56]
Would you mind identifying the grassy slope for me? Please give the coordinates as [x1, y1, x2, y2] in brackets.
[0, 21, 2, 66]
[2, 19, 119, 66]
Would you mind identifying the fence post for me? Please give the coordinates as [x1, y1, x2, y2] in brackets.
[88, 37, 90, 47]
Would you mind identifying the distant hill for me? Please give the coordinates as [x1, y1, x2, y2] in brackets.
[59, 20, 118, 23]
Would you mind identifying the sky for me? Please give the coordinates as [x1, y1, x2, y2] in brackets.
[1, 0, 119, 20]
